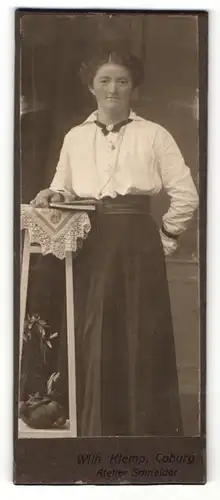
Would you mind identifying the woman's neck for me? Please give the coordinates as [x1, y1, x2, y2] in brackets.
[97, 107, 130, 126]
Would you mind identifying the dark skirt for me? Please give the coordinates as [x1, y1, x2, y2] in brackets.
[65, 210, 184, 437]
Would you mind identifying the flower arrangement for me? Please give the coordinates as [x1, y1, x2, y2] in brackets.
[23, 314, 59, 363]
[20, 314, 66, 429]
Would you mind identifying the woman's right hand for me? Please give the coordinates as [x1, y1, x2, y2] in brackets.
[30, 189, 64, 208]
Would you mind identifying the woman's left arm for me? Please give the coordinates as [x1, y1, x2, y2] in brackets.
[154, 126, 199, 256]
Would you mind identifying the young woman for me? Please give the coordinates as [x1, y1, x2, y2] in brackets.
[31, 49, 199, 436]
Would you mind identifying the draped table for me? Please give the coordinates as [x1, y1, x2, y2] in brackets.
[19, 204, 91, 438]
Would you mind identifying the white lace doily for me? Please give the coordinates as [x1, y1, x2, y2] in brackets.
[21, 205, 91, 259]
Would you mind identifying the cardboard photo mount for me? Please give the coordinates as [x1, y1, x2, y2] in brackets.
[14, 9, 207, 485]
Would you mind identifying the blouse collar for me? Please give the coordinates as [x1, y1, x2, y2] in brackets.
[81, 110, 143, 125]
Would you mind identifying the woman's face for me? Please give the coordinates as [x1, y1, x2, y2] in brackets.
[90, 63, 133, 113]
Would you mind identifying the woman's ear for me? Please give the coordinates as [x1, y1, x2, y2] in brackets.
[89, 85, 96, 96]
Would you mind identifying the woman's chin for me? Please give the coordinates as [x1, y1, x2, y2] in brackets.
[103, 100, 123, 112]
[105, 101, 119, 108]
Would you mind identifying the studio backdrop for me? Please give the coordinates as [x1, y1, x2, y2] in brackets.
[20, 12, 200, 436]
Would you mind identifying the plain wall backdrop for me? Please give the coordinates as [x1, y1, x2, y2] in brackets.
[20, 11, 200, 436]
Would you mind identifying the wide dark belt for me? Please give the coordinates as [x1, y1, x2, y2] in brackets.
[96, 195, 151, 214]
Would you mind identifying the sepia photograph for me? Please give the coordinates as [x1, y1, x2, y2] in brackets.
[14, 9, 207, 484]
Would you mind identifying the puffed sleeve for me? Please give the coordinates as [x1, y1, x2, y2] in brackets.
[154, 125, 199, 236]
[50, 134, 75, 198]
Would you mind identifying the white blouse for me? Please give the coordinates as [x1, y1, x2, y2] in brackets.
[50, 110, 199, 241]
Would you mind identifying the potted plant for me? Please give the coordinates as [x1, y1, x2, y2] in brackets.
[19, 314, 66, 429]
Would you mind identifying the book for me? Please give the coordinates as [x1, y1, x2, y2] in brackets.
[50, 199, 97, 211]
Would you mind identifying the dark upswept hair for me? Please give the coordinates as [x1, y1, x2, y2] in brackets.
[80, 46, 144, 89]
